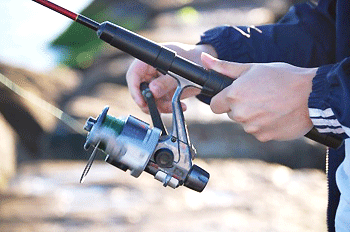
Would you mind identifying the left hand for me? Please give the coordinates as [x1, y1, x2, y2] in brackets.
[201, 53, 317, 142]
[126, 43, 216, 114]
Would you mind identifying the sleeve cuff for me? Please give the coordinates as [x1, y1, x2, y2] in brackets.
[308, 64, 333, 109]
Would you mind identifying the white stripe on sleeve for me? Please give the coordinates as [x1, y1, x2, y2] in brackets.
[312, 118, 342, 128]
[317, 127, 345, 134]
[309, 108, 335, 118]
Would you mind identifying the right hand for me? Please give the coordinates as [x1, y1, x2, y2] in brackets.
[126, 42, 217, 114]
[201, 53, 315, 142]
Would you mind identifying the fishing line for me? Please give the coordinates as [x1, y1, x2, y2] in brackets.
[0, 72, 85, 134]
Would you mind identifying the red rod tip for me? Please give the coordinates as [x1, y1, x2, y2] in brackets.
[32, 0, 78, 20]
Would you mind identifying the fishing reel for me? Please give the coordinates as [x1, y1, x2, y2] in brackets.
[80, 80, 209, 192]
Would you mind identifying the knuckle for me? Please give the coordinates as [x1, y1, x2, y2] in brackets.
[226, 83, 243, 98]
[243, 125, 259, 134]
[210, 103, 221, 114]
[230, 109, 248, 123]
[157, 101, 173, 114]
[218, 60, 231, 71]
[255, 133, 273, 142]
[233, 114, 247, 123]
[141, 107, 150, 114]
[226, 91, 239, 102]
[210, 97, 226, 114]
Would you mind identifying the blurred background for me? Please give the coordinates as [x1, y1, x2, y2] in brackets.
[0, 0, 328, 231]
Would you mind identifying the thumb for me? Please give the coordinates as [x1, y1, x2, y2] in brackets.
[201, 52, 250, 79]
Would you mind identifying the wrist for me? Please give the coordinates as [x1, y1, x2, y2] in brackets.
[293, 66, 317, 97]
[305, 67, 318, 79]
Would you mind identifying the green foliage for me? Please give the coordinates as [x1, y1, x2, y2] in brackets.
[51, 1, 151, 69]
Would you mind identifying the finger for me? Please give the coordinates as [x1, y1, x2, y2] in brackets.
[156, 101, 187, 114]
[181, 86, 201, 100]
[210, 87, 232, 114]
[201, 52, 250, 78]
[126, 59, 158, 107]
[141, 100, 187, 114]
[149, 74, 178, 99]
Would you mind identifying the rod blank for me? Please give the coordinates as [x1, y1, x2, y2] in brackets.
[32, 0, 78, 20]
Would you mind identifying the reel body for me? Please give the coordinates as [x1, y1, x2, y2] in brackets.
[84, 109, 161, 178]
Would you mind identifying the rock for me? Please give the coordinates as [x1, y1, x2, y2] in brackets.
[0, 114, 16, 191]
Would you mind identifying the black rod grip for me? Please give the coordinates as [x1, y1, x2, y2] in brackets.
[97, 21, 232, 96]
[96, 21, 343, 149]
[305, 127, 343, 149]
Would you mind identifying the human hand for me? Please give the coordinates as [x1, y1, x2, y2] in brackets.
[201, 53, 316, 142]
[126, 43, 217, 113]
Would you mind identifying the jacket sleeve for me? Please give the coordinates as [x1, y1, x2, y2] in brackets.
[309, 57, 350, 137]
[197, 3, 336, 67]
[196, 2, 340, 109]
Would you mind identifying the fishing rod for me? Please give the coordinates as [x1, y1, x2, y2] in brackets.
[32, 0, 342, 147]
[31, 0, 344, 193]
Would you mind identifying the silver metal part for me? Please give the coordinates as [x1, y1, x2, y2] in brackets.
[83, 107, 161, 178]
[151, 74, 197, 181]
[154, 74, 209, 191]
[109, 116, 161, 177]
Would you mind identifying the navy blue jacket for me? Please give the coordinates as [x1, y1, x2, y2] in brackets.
[198, 1, 350, 231]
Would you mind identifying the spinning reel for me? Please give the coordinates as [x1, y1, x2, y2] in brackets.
[80, 81, 209, 192]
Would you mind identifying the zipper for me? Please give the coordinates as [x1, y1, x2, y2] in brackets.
[326, 147, 331, 232]
[326, 143, 346, 232]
